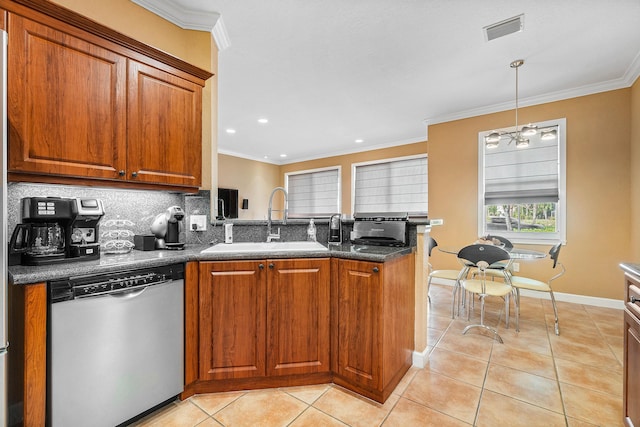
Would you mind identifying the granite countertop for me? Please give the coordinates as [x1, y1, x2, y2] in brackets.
[620, 263, 640, 277]
[9, 242, 415, 285]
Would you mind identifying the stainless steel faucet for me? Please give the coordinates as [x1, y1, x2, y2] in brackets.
[267, 186, 288, 242]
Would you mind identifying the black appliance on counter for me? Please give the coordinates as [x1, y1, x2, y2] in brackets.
[329, 213, 342, 245]
[351, 212, 409, 246]
[9, 196, 104, 265]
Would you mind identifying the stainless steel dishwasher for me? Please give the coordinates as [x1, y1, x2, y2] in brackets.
[48, 263, 184, 427]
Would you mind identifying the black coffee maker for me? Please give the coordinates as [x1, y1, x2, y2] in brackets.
[9, 197, 104, 265]
[69, 198, 105, 260]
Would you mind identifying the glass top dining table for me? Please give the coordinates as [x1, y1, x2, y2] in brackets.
[437, 245, 547, 260]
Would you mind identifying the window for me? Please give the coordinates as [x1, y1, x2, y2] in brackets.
[478, 118, 566, 244]
[285, 166, 340, 218]
[352, 155, 428, 216]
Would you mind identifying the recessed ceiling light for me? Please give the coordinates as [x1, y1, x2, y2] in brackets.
[258, 118, 269, 124]
[225, 128, 236, 134]
[355, 139, 364, 143]
[280, 154, 287, 158]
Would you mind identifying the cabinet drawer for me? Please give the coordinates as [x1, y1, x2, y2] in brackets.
[627, 281, 640, 321]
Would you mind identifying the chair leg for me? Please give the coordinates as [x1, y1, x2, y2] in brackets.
[427, 276, 432, 304]
[504, 293, 510, 329]
[515, 288, 521, 332]
[451, 281, 458, 319]
[462, 294, 504, 343]
[451, 268, 469, 319]
[549, 290, 560, 335]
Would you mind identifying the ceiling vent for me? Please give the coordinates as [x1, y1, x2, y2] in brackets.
[484, 14, 524, 42]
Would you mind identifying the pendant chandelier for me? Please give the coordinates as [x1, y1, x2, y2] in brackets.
[484, 59, 536, 149]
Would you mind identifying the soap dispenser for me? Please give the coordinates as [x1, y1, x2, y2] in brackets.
[224, 222, 233, 243]
[307, 218, 316, 241]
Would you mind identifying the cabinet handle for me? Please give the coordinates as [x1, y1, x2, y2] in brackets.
[131, 171, 138, 178]
[631, 296, 639, 304]
[269, 263, 275, 269]
[118, 170, 125, 176]
[258, 264, 264, 270]
[373, 267, 379, 273]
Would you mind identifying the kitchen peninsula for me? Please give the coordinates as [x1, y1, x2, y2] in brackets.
[9, 241, 417, 426]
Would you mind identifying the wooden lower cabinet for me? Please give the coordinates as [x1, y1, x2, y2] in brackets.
[266, 258, 331, 377]
[185, 254, 414, 403]
[332, 256, 415, 402]
[188, 258, 331, 393]
[624, 273, 640, 427]
[7, 282, 48, 427]
[198, 260, 267, 380]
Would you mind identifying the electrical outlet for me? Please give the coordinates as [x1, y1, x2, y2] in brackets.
[429, 218, 444, 226]
[189, 215, 207, 231]
[512, 262, 520, 272]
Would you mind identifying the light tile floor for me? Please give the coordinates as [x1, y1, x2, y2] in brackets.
[132, 284, 624, 426]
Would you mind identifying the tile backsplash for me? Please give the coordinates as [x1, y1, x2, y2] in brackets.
[7, 183, 211, 247]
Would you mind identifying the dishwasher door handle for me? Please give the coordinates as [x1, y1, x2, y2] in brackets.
[109, 286, 148, 299]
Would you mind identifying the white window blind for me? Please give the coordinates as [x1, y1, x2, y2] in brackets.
[286, 167, 340, 217]
[353, 156, 428, 215]
[484, 125, 560, 205]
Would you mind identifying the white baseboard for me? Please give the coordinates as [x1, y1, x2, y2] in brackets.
[412, 346, 429, 368]
[429, 278, 624, 310]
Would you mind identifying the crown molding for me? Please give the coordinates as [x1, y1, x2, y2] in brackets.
[130, 0, 219, 32]
[217, 148, 281, 165]
[425, 73, 638, 127]
[624, 49, 640, 87]
[219, 136, 428, 166]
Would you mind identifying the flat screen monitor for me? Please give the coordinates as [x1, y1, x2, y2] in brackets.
[217, 188, 238, 219]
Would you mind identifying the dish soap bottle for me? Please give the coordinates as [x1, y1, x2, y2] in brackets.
[307, 218, 316, 241]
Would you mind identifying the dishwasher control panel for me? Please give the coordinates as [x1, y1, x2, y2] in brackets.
[49, 263, 184, 302]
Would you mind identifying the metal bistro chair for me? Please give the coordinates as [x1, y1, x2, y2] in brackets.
[471, 235, 514, 281]
[458, 244, 513, 343]
[427, 237, 469, 318]
[510, 242, 564, 335]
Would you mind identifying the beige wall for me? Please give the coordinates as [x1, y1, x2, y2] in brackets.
[281, 89, 633, 301]
[218, 154, 281, 220]
[51, 0, 217, 190]
[280, 142, 428, 215]
[427, 89, 632, 300]
[631, 78, 640, 260]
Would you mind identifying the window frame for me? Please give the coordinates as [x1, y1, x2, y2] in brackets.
[285, 165, 341, 218]
[351, 153, 428, 217]
[477, 118, 567, 245]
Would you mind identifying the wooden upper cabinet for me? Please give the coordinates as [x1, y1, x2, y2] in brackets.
[4, 0, 213, 191]
[127, 61, 202, 187]
[8, 14, 127, 180]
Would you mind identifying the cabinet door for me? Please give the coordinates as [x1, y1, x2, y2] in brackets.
[199, 261, 266, 380]
[624, 278, 640, 427]
[8, 14, 127, 179]
[337, 259, 381, 389]
[127, 60, 202, 188]
[266, 258, 330, 376]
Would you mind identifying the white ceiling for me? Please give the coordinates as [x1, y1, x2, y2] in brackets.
[134, 0, 640, 165]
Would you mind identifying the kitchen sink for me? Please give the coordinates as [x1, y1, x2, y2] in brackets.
[201, 241, 329, 254]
